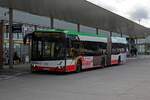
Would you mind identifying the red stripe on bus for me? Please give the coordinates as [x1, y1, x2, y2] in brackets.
[66, 65, 77, 72]
[111, 60, 118, 65]
[32, 66, 65, 72]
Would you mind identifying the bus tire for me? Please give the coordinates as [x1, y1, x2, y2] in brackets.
[101, 57, 105, 67]
[118, 56, 121, 64]
[76, 60, 82, 73]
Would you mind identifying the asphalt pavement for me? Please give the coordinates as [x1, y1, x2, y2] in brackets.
[0, 56, 150, 100]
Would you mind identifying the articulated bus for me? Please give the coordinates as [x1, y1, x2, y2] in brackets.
[24, 29, 127, 73]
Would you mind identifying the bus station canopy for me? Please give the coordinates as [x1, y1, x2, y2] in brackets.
[0, 0, 149, 38]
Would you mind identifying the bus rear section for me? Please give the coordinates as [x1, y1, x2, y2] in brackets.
[111, 37, 127, 65]
[66, 34, 108, 72]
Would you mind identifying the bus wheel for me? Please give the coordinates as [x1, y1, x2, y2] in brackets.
[101, 57, 105, 67]
[118, 56, 121, 64]
[76, 60, 82, 73]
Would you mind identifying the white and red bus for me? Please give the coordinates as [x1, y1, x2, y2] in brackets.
[24, 29, 127, 73]
[111, 37, 127, 65]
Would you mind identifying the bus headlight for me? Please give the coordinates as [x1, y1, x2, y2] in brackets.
[32, 64, 36, 67]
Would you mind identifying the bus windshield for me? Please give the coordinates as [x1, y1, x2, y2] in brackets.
[31, 34, 66, 61]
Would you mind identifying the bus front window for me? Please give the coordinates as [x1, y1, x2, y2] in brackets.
[32, 38, 65, 61]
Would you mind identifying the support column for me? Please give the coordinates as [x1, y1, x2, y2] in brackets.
[0, 20, 4, 70]
[135, 38, 138, 47]
[135, 37, 138, 55]
[9, 8, 14, 69]
[96, 28, 98, 35]
[128, 37, 132, 57]
[34, 25, 37, 31]
[144, 38, 147, 55]
[120, 32, 123, 37]
[77, 24, 80, 32]
[107, 31, 112, 66]
[50, 17, 54, 29]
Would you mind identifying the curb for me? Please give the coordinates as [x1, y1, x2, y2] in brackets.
[0, 71, 29, 81]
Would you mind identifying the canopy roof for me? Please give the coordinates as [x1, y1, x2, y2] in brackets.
[0, 0, 149, 38]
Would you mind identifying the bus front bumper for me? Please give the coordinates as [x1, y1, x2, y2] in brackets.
[31, 66, 65, 72]
[31, 65, 77, 73]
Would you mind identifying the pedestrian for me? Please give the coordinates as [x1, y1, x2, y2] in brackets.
[134, 47, 138, 56]
[130, 48, 134, 57]
[13, 51, 19, 64]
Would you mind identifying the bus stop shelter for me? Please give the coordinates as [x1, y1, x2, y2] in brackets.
[0, 0, 149, 68]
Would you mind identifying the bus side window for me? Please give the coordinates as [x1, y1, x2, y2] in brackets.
[72, 41, 80, 49]
[38, 41, 42, 57]
[67, 41, 80, 57]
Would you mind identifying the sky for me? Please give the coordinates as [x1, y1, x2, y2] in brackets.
[86, 0, 150, 28]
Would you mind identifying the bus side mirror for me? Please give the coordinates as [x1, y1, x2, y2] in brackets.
[23, 33, 33, 45]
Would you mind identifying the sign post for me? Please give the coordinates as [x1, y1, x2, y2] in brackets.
[12, 24, 22, 33]
[9, 8, 14, 69]
[0, 20, 4, 70]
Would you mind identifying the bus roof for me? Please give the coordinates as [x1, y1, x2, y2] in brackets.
[34, 29, 127, 44]
[34, 29, 102, 37]
[34, 29, 108, 43]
